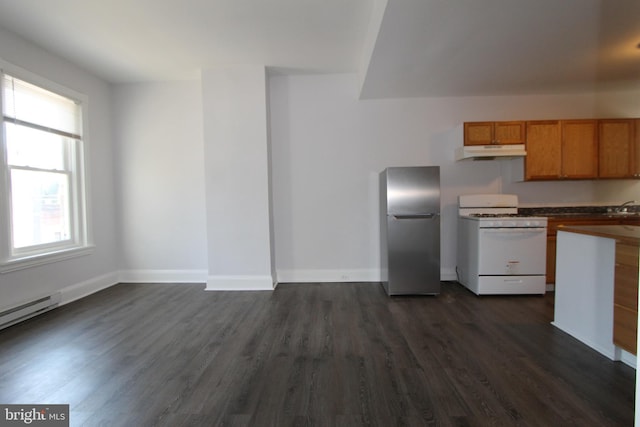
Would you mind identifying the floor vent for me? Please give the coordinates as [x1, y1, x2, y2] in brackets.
[0, 293, 61, 330]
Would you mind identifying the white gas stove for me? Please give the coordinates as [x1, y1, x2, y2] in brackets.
[457, 194, 547, 295]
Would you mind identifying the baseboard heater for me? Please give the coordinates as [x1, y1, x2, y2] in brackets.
[0, 292, 61, 331]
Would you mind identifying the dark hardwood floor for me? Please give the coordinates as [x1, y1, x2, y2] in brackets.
[0, 282, 635, 426]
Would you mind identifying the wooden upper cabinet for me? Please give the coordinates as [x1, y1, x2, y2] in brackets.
[560, 120, 598, 179]
[525, 119, 598, 180]
[464, 121, 525, 146]
[467, 117, 638, 181]
[493, 122, 526, 144]
[464, 122, 493, 145]
[599, 119, 634, 178]
[525, 121, 562, 180]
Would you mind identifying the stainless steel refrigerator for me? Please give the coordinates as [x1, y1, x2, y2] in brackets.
[380, 166, 441, 295]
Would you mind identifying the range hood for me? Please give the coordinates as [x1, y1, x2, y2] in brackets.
[455, 144, 526, 161]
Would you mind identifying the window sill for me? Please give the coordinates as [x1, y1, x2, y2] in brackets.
[0, 245, 95, 273]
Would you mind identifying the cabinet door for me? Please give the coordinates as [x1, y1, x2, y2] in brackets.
[613, 243, 639, 354]
[525, 121, 561, 180]
[546, 236, 557, 284]
[561, 120, 598, 178]
[633, 119, 640, 178]
[599, 119, 633, 178]
[493, 121, 525, 145]
[464, 122, 494, 145]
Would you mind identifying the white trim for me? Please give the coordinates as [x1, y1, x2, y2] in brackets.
[0, 245, 94, 273]
[119, 269, 207, 283]
[206, 275, 274, 291]
[276, 268, 453, 283]
[619, 349, 637, 369]
[59, 271, 119, 305]
[0, 58, 92, 270]
[276, 269, 380, 283]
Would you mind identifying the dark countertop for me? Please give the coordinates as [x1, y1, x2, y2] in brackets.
[519, 205, 640, 217]
[558, 225, 640, 246]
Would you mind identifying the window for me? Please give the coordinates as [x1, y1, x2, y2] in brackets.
[0, 64, 91, 272]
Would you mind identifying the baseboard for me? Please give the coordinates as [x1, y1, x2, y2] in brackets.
[276, 269, 380, 283]
[619, 350, 637, 369]
[118, 269, 208, 283]
[277, 268, 454, 283]
[206, 275, 274, 291]
[60, 271, 119, 305]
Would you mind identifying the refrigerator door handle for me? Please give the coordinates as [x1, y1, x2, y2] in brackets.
[392, 213, 439, 220]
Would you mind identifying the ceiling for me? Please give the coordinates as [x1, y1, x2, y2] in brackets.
[0, 0, 638, 98]
[361, 0, 640, 98]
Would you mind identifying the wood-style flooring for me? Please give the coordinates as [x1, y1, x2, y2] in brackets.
[0, 282, 635, 426]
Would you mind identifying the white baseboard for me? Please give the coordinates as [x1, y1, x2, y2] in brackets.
[119, 269, 208, 283]
[59, 271, 119, 305]
[277, 268, 454, 283]
[206, 275, 274, 291]
[276, 269, 380, 283]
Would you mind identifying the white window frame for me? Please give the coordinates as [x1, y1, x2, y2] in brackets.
[0, 60, 93, 273]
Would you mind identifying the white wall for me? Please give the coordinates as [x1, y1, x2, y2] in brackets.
[100, 70, 639, 287]
[0, 27, 118, 308]
[269, 73, 637, 282]
[113, 81, 208, 283]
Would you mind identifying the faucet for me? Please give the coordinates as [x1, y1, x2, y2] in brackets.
[614, 200, 637, 213]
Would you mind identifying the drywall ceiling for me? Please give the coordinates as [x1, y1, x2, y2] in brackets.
[0, 0, 638, 98]
[0, 0, 373, 83]
[360, 0, 640, 98]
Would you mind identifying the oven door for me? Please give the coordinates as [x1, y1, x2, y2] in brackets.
[477, 227, 546, 275]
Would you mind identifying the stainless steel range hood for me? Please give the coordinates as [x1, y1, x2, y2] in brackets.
[455, 144, 526, 161]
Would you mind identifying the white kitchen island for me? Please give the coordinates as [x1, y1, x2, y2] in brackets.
[554, 225, 640, 368]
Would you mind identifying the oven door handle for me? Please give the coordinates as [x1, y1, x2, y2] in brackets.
[481, 228, 546, 233]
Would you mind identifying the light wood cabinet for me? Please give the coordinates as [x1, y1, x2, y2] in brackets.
[561, 120, 598, 178]
[613, 242, 639, 354]
[525, 120, 598, 180]
[525, 121, 561, 180]
[599, 119, 635, 178]
[465, 117, 639, 180]
[464, 121, 525, 146]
